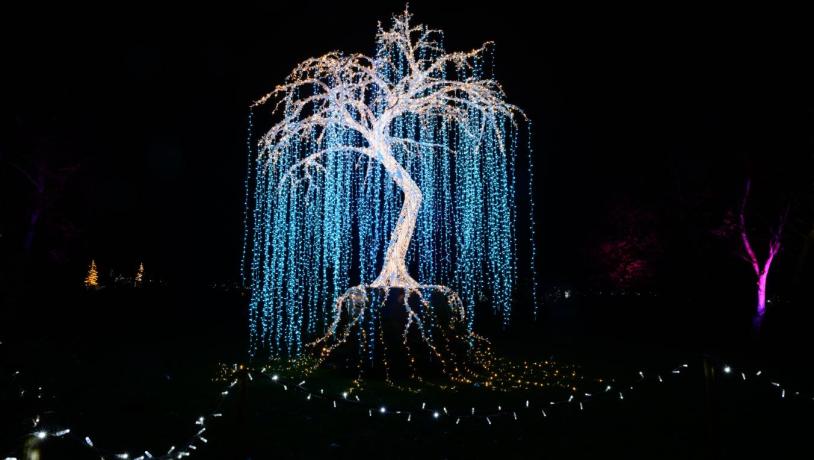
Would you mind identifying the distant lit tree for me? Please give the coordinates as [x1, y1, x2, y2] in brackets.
[134, 262, 144, 287]
[737, 179, 788, 318]
[84, 259, 99, 289]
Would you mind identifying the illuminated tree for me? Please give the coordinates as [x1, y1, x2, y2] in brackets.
[134, 262, 144, 287]
[84, 259, 99, 289]
[247, 7, 531, 360]
[738, 179, 787, 318]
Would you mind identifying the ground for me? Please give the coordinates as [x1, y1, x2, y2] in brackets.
[1, 286, 812, 459]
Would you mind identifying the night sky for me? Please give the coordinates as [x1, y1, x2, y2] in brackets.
[3, 1, 812, 288]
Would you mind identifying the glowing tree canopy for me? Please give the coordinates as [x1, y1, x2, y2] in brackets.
[245, 8, 534, 358]
[84, 259, 99, 289]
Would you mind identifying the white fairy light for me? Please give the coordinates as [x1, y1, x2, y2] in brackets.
[247, 5, 529, 358]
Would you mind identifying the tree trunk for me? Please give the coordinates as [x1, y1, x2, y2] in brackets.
[756, 271, 767, 317]
[370, 142, 422, 288]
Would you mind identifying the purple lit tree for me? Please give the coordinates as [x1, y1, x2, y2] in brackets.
[737, 179, 788, 318]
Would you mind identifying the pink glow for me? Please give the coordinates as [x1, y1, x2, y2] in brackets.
[756, 272, 767, 317]
[738, 179, 785, 318]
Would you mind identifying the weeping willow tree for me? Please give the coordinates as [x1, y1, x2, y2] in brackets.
[245, 7, 535, 362]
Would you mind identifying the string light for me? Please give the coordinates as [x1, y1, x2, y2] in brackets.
[245, 5, 532, 361]
[1, 347, 242, 460]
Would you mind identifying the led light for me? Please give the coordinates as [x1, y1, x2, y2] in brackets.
[723, 366, 731, 374]
[34, 431, 47, 440]
[379, 406, 387, 414]
[433, 411, 440, 419]
[246, 6, 529, 360]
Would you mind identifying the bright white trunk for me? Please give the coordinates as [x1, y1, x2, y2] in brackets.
[370, 142, 422, 288]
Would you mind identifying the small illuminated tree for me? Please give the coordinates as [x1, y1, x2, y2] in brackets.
[84, 259, 99, 289]
[134, 262, 144, 287]
[248, 7, 530, 360]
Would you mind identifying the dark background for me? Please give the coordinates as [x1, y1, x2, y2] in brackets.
[2, 0, 813, 291]
[2, 2, 814, 458]
[2, 0, 814, 350]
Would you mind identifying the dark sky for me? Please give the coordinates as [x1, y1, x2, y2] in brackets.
[2, 1, 812, 285]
